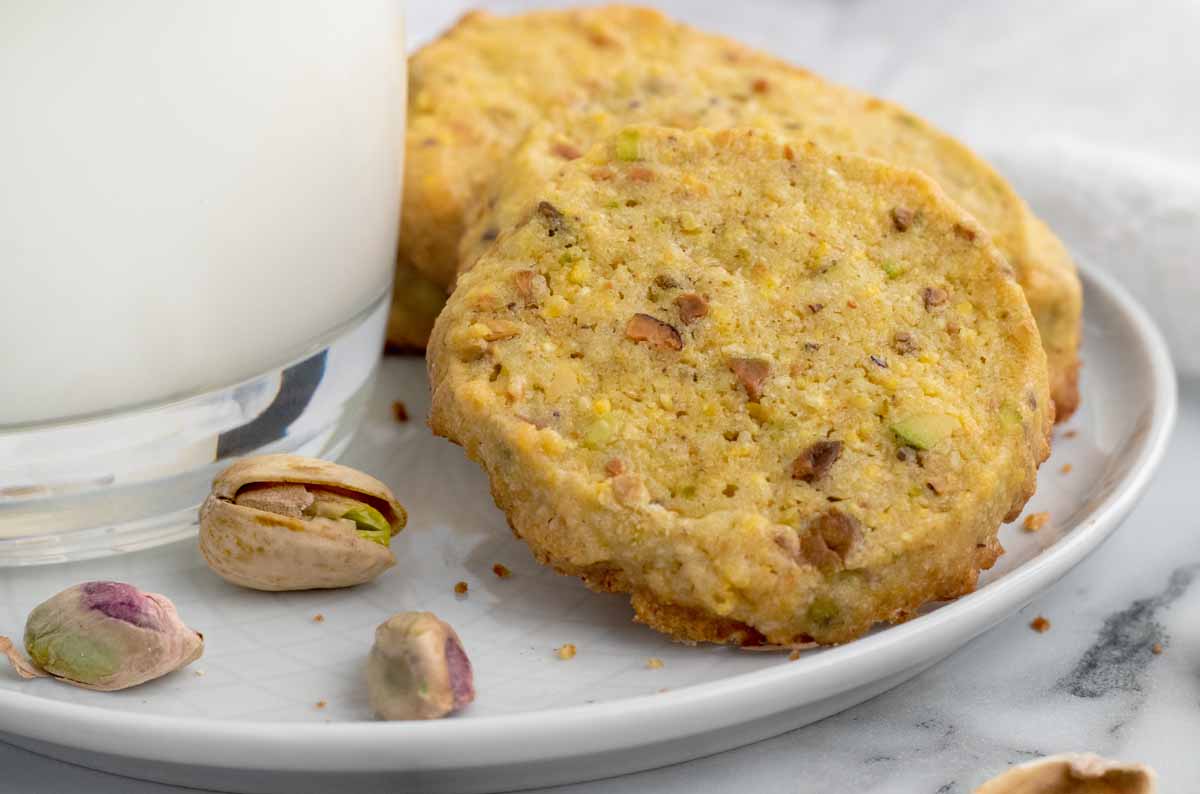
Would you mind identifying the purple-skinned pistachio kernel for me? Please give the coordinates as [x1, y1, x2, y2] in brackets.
[367, 612, 475, 720]
[81, 581, 160, 629]
[444, 634, 475, 711]
[2, 581, 204, 691]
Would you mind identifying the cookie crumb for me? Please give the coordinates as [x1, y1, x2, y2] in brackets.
[1064, 429, 1078, 439]
[557, 643, 577, 660]
[1030, 616, 1051, 633]
[391, 401, 409, 422]
[312, 613, 325, 623]
[315, 700, 327, 709]
[1152, 642, 1164, 655]
[492, 563, 512, 579]
[1061, 463, 1073, 474]
[1023, 512, 1050, 532]
[646, 657, 664, 669]
[788, 650, 801, 661]
[193, 669, 206, 677]
[454, 581, 469, 596]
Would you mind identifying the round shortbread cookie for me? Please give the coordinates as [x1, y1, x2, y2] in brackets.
[403, 5, 1081, 418]
[429, 127, 1051, 646]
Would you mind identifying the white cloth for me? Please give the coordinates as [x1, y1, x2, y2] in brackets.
[992, 139, 1200, 377]
[407, 0, 1200, 376]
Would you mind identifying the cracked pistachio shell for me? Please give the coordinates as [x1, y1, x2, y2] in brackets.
[367, 612, 475, 721]
[975, 753, 1156, 794]
[8, 581, 203, 691]
[199, 454, 407, 591]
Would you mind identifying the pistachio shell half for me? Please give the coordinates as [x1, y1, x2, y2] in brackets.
[199, 454, 407, 591]
[976, 753, 1156, 794]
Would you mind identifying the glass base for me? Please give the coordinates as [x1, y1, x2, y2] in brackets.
[0, 288, 390, 566]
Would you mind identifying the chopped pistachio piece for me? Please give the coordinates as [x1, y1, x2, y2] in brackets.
[616, 129, 640, 161]
[582, 417, 615, 449]
[891, 413, 957, 450]
[1000, 401, 1023, 427]
[806, 596, 839, 626]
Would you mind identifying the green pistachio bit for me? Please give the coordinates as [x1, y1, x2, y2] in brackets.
[581, 417, 615, 449]
[25, 630, 120, 685]
[1000, 401, 1023, 427]
[806, 597, 839, 626]
[355, 527, 391, 547]
[343, 506, 392, 546]
[881, 261, 906, 279]
[616, 129, 640, 161]
[678, 211, 703, 233]
[891, 413, 957, 450]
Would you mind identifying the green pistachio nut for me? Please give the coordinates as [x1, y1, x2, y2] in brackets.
[343, 505, 392, 547]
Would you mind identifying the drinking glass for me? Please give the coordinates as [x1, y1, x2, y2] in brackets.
[0, 0, 406, 564]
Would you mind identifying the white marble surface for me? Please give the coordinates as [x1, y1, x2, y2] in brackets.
[5, 0, 1197, 791]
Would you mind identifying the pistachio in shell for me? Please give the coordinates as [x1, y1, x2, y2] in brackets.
[199, 454, 407, 591]
[367, 612, 475, 720]
[975, 753, 1156, 794]
[1, 581, 203, 691]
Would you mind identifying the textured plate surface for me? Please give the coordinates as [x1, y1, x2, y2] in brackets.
[0, 264, 1175, 793]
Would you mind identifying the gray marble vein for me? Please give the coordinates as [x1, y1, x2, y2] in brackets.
[1059, 565, 1196, 700]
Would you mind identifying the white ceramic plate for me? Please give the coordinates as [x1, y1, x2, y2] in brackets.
[0, 265, 1175, 793]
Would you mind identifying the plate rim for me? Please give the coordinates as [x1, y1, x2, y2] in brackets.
[0, 263, 1178, 773]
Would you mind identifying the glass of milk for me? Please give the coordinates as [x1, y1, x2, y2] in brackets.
[0, 1, 406, 564]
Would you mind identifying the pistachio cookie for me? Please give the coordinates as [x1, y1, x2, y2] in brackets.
[402, 5, 1080, 419]
[386, 263, 447, 353]
[428, 127, 1051, 646]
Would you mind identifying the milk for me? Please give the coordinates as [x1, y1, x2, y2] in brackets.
[0, 0, 405, 426]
